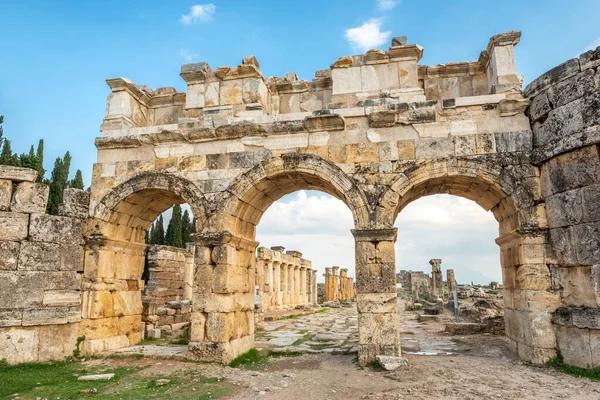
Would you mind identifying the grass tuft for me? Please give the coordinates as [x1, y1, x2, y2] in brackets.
[546, 351, 600, 381]
[228, 348, 263, 368]
[451, 338, 469, 345]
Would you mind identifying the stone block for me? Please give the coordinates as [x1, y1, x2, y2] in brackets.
[10, 182, 49, 213]
[188, 334, 254, 364]
[37, 323, 78, 362]
[0, 165, 37, 182]
[547, 69, 595, 108]
[58, 188, 90, 219]
[528, 91, 551, 122]
[555, 325, 592, 368]
[540, 146, 600, 197]
[0, 179, 12, 211]
[18, 242, 83, 271]
[332, 67, 361, 95]
[572, 221, 600, 265]
[494, 130, 532, 153]
[356, 293, 398, 313]
[29, 213, 82, 244]
[0, 327, 38, 364]
[376, 355, 409, 371]
[43, 290, 81, 307]
[0, 211, 28, 241]
[0, 241, 20, 270]
[357, 312, 400, 346]
[523, 58, 580, 98]
[22, 306, 80, 326]
[112, 291, 143, 317]
[81, 335, 130, 355]
[219, 81, 242, 105]
[415, 137, 455, 159]
[0, 310, 23, 327]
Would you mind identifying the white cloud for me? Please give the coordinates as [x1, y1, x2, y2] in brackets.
[585, 37, 600, 52]
[345, 19, 391, 52]
[180, 4, 216, 25]
[257, 191, 500, 285]
[377, 0, 400, 11]
[179, 48, 199, 62]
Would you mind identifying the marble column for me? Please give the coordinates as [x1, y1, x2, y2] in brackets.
[312, 270, 318, 305]
[332, 266, 340, 302]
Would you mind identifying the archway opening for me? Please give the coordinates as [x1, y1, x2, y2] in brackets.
[253, 189, 358, 355]
[387, 166, 557, 363]
[395, 194, 506, 354]
[80, 173, 207, 355]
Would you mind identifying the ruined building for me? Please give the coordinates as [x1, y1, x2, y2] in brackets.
[324, 266, 356, 302]
[1, 31, 600, 369]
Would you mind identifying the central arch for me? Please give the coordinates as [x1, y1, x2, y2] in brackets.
[187, 153, 389, 364]
[380, 158, 558, 364]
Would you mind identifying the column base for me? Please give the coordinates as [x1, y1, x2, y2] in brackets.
[187, 334, 254, 364]
[358, 344, 401, 366]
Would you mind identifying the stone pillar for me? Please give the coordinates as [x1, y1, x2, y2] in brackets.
[299, 266, 306, 306]
[184, 243, 196, 300]
[324, 267, 333, 301]
[312, 270, 318, 305]
[447, 269, 455, 294]
[288, 264, 294, 307]
[294, 265, 301, 306]
[274, 262, 281, 307]
[332, 266, 340, 302]
[485, 31, 521, 94]
[280, 263, 288, 306]
[353, 228, 400, 366]
[188, 230, 255, 364]
[429, 259, 443, 297]
[340, 268, 348, 300]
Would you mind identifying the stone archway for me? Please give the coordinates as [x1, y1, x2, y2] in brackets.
[380, 158, 558, 363]
[187, 153, 401, 364]
[79, 172, 209, 354]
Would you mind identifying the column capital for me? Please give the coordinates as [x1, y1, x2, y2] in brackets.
[351, 228, 397, 242]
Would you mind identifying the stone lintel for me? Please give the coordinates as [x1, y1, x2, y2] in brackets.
[304, 114, 345, 132]
[351, 228, 398, 242]
[388, 44, 423, 62]
[270, 246, 285, 252]
[285, 250, 303, 258]
[486, 31, 521, 55]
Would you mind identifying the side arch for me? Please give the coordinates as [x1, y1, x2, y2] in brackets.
[89, 171, 210, 243]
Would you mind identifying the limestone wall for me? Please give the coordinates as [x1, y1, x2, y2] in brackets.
[525, 45, 600, 368]
[0, 167, 88, 364]
[142, 245, 194, 338]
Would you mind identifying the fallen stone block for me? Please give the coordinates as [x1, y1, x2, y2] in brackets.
[78, 373, 115, 381]
[418, 314, 438, 322]
[445, 322, 486, 335]
[375, 355, 409, 371]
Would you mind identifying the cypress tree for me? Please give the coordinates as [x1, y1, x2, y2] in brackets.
[181, 209, 192, 245]
[165, 205, 183, 248]
[47, 151, 71, 215]
[144, 226, 151, 245]
[0, 139, 20, 167]
[191, 217, 197, 234]
[70, 169, 84, 189]
[34, 139, 44, 182]
[152, 215, 165, 245]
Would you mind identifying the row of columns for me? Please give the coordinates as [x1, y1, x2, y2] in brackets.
[324, 266, 356, 302]
[255, 246, 317, 310]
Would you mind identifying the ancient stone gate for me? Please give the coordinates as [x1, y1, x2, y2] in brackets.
[3, 30, 599, 368]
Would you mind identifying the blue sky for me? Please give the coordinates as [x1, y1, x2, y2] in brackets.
[1, 0, 599, 184]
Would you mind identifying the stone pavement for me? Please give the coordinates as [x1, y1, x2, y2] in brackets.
[255, 305, 359, 355]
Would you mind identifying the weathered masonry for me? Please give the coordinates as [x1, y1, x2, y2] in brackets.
[324, 266, 356, 302]
[2, 31, 600, 368]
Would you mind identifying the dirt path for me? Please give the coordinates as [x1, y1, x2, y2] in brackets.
[91, 301, 600, 399]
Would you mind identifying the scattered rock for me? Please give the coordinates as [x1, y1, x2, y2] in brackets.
[375, 355, 410, 371]
[155, 379, 171, 386]
[77, 373, 115, 381]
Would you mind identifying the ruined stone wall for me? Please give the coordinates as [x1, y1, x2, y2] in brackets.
[142, 245, 194, 338]
[524, 45, 600, 368]
[0, 167, 88, 364]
